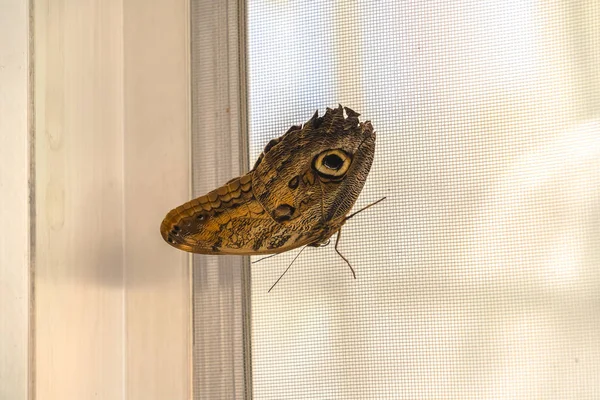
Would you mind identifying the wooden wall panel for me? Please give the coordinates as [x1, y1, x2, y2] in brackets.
[34, 0, 125, 398]
[31, 1, 191, 398]
[123, 0, 192, 398]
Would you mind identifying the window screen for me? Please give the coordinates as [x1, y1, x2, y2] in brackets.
[246, 1, 600, 399]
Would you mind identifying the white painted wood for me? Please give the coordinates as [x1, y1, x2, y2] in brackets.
[123, 0, 192, 398]
[0, 1, 30, 399]
[34, 0, 125, 398]
[33, 1, 193, 398]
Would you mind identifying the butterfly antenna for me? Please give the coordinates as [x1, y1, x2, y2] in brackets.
[344, 196, 387, 221]
[268, 246, 307, 293]
[252, 253, 279, 264]
[334, 228, 356, 279]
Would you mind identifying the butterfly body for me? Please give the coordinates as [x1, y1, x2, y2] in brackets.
[160, 105, 375, 255]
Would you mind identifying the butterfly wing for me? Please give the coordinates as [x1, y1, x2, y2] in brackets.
[160, 172, 319, 255]
[160, 105, 376, 255]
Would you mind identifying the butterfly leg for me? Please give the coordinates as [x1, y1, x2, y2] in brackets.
[317, 239, 331, 247]
[334, 229, 356, 279]
[251, 253, 279, 264]
[268, 246, 307, 293]
[344, 196, 387, 221]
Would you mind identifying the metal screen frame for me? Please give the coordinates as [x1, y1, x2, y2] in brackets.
[190, 1, 251, 398]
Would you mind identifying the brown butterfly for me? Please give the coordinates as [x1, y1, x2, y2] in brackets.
[160, 105, 377, 269]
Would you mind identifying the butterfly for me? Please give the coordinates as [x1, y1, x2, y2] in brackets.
[160, 105, 378, 275]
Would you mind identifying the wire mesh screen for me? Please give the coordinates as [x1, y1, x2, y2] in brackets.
[246, 1, 600, 398]
[190, 1, 249, 398]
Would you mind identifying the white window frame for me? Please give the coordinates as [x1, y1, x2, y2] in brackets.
[0, 1, 31, 399]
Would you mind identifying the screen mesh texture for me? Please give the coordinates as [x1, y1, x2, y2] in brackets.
[246, 1, 600, 399]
